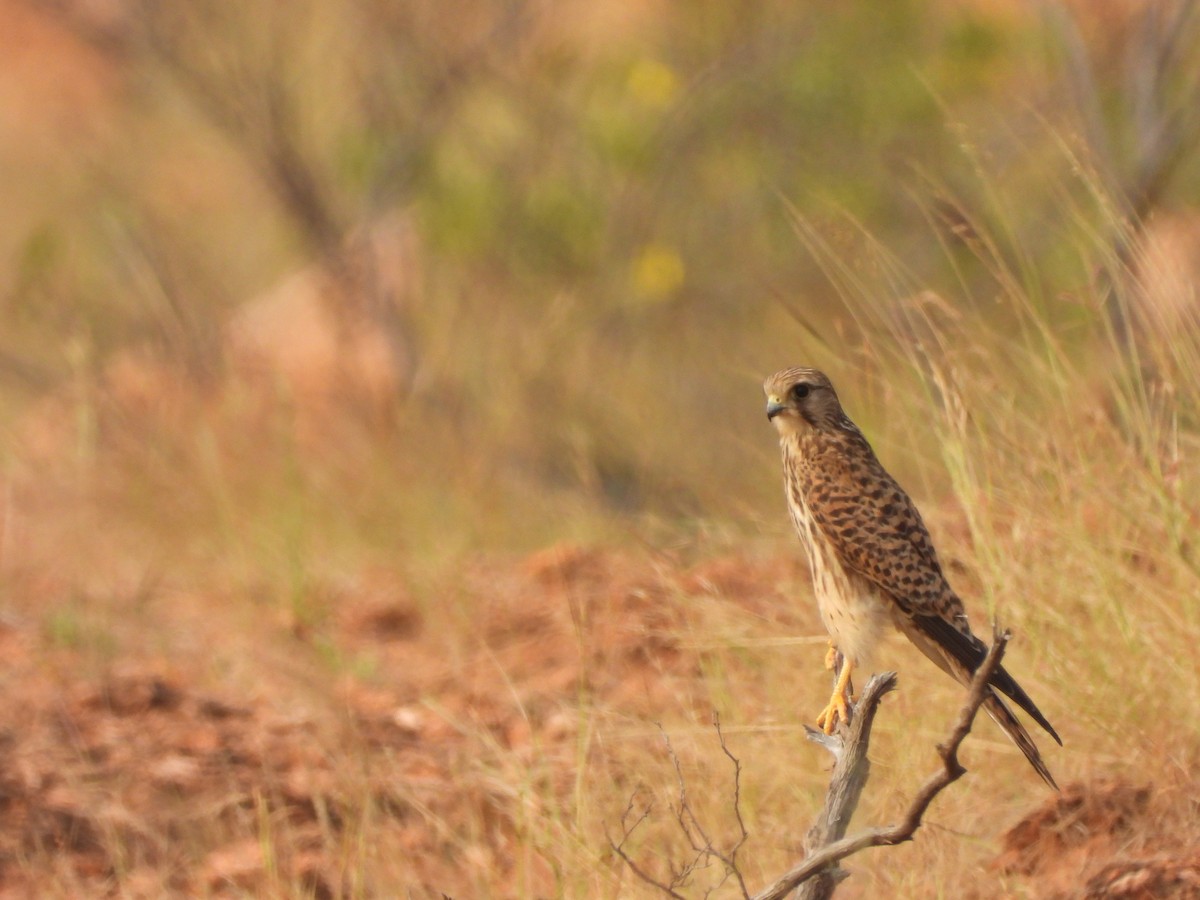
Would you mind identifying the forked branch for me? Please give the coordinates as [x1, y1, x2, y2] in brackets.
[612, 632, 1012, 899]
[753, 630, 1011, 900]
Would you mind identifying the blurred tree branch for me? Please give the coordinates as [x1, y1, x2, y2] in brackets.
[1045, 1, 1200, 342]
[1048, 0, 1200, 218]
[127, 0, 537, 253]
[110, 0, 538, 396]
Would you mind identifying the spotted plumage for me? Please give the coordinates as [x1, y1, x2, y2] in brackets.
[764, 366, 1061, 789]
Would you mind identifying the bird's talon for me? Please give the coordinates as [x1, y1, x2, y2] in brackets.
[815, 654, 856, 733]
[815, 693, 852, 734]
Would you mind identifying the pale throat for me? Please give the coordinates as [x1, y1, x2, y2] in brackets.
[771, 412, 815, 441]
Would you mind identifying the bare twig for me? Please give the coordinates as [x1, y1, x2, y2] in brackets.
[664, 727, 717, 887]
[712, 713, 751, 898]
[613, 717, 756, 898]
[752, 631, 1012, 900]
[608, 787, 687, 899]
[611, 831, 688, 900]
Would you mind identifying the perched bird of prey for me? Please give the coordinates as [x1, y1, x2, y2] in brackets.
[764, 366, 1061, 788]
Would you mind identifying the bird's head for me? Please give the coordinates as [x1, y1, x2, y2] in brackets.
[763, 367, 845, 437]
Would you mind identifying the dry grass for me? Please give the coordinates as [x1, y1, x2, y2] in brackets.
[3, 227, 1200, 896]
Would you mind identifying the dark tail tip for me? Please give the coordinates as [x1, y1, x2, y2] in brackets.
[991, 663, 1062, 746]
[984, 691, 1059, 790]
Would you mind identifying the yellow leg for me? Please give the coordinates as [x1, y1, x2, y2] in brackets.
[823, 640, 838, 671]
[815, 655, 855, 734]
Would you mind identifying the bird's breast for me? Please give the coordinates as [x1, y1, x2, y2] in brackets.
[786, 476, 890, 667]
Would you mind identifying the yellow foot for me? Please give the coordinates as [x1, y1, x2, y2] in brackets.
[814, 654, 856, 734]
[814, 696, 850, 734]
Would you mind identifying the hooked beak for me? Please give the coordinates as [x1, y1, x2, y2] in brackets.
[766, 397, 786, 420]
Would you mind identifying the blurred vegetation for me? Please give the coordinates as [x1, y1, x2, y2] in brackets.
[2, 0, 1200, 557]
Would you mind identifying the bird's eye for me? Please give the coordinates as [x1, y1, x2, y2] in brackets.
[791, 383, 811, 400]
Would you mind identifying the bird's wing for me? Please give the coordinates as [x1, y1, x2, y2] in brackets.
[800, 440, 953, 618]
[802, 440, 1061, 745]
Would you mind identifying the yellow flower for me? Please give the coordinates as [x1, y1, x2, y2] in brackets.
[627, 59, 678, 109]
[633, 244, 685, 300]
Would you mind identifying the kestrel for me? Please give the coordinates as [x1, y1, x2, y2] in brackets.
[764, 366, 1061, 788]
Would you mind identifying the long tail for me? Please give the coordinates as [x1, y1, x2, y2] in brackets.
[903, 615, 1061, 789]
[982, 689, 1059, 790]
[908, 613, 1062, 746]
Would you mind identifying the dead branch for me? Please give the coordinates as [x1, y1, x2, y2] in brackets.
[612, 633, 1012, 899]
[791, 670, 898, 900]
[752, 631, 1011, 900]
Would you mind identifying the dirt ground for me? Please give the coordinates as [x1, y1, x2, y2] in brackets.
[1, 529, 1196, 897]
